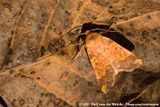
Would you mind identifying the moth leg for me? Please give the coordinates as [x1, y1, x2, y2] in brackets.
[68, 37, 85, 64]
[68, 42, 94, 72]
[83, 45, 94, 71]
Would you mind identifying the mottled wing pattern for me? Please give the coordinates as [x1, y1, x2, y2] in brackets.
[86, 33, 142, 93]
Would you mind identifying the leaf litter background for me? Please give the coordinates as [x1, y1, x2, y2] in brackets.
[0, 0, 160, 107]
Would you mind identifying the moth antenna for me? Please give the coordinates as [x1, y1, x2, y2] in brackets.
[57, 25, 83, 43]
[38, 37, 85, 62]
[37, 41, 74, 61]
[57, 16, 117, 43]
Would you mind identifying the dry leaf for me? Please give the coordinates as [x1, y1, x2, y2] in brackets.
[3, 55, 104, 106]
[0, 0, 160, 107]
[0, 71, 71, 107]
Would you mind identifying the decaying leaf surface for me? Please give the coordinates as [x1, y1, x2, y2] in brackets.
[0, 72, 71, 107]
[0, 0, 160, 107]
[2, 55, 104, 106]
[0, 0, 28, 69]
[3, 0, 58, 69]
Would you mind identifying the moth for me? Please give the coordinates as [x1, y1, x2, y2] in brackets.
[51, 18, 143, 93]
[84, 31, 142, 93]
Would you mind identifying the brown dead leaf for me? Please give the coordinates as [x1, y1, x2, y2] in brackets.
[0, 0, 160, 107]
[0, 71, 71, 107]
[3, 55, 104, 106]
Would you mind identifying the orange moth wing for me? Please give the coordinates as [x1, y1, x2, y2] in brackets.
[86, 32, 142, 93]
